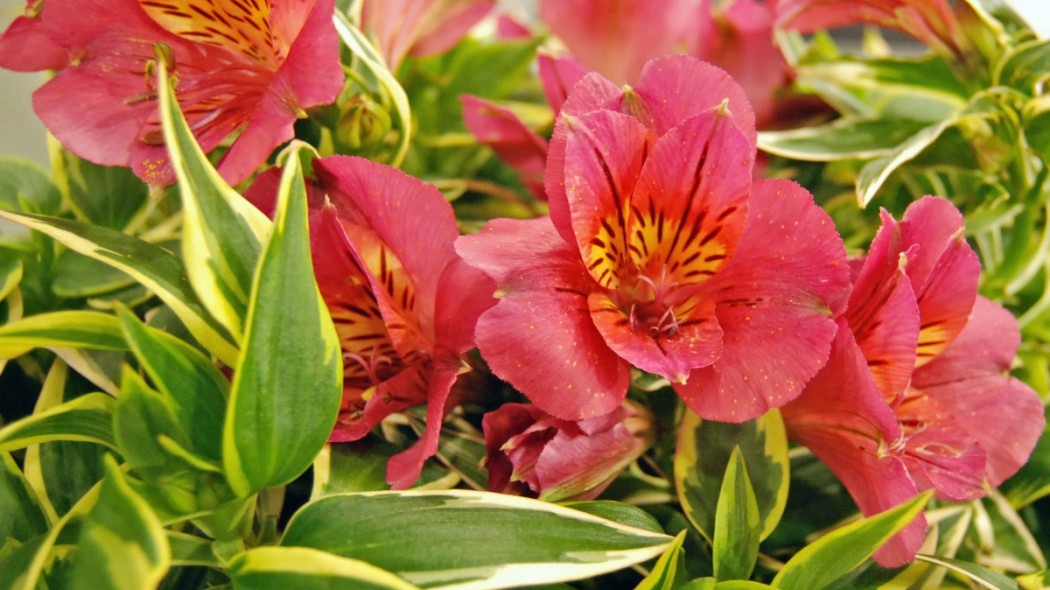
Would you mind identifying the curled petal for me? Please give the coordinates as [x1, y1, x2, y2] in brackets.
[460, 94, 549, 200]
[537, 53, 587, 115]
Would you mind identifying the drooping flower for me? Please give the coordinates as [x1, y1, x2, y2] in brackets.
[483, 400, 653, 502]
[457, 55, 849, 423]
[246, 155, 495, 489]
[0, 0, 344, 186]
[774, 0, 966, 59]
[781, 196, 1044, 566]
[359, 0, 495, 70]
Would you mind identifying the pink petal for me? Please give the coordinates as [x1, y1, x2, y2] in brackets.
[545, 72, 624, 243]
[496, 14, 532, 40]
[895, 395, 987, 501]
[410, 1, 495, 59]
[630, 55, 757, 145]
[433, 258, 497, 355]
[782, 324, 925, 567]
[314, 156, 460, 312]
[460, 94, 549, 200]
[678, 179, 849, 421]
[911, 297, 1045, 488]
[483, 403, 548, 493]
[897, 197, 980, 365]
[0, 9, 69, 71]
[537, 53, 587, 115]
[540, 0, 698, 85]
[386, 356, 463, 489]
[457, 217, 631, 420]
[559, 110, 655, 289]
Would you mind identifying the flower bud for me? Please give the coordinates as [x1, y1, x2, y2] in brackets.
[336, 94, 392, 150]
[482, 400, 653, 502]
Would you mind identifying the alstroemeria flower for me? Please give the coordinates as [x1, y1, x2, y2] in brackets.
[0, 0, 343, 186]
[782, 196, 1044, 566]
[774, 0, 965, 59]
[246, 155, 495, 489]
[360, 0, 494, 69]
[483, 400, 653, 502]
[458, 55, 849, 423]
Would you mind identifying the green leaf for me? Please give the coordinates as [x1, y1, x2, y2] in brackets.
[562, 500, 665, 534]
[223, 148, 341, 496]
[0, 310, 126, 359]
[714, 583, 776, 590]
[69, 456, 171, 590]
[52, 152, 149, 231]
[282, 490, 673, 589]
[51, 249, 136, 298]
[0, 250, 22, 303]
[855, 118, 956, 207]
[0, 209, 238, 365]
[158, 63, 271, 344]
[167, 531, 222, 567]
[1018, 568, 1050, 590]
[771, 491, 932, 590]
[333, 11, 413, 167]
[998, 39, 1050, 92]
[634, 531, 687, 590]
[313, 441, 399, 496]
[0, 392, 116, 453]
[713, 448, 761, 581]
[229, 546, 420, 590]
[913, 554, 1020, 590]
[675, 409, 789, 543]
[117, 305, 227, 463]
[758, 118, 931, 162]
[114, 367, 189, 471]
[0, 156, 62, 248]
[0, 452, 49, 544]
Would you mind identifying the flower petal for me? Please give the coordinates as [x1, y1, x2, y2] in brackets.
[460, 94, 549, 200]
[678, 179, 849, 421]
[895, 395, 987, 501]
[457, 217, 631, 420]
[537, 53, 587, 115]
[560, 109, 655, 289]
[911, 297, 1045, 488]
[433, 257, 497, 355]
[630, 55, 756, 144]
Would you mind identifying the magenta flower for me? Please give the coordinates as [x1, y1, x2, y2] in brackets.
[460, 95, 549, 200]
[0, 0, 343, 187]
[246, 156, 495, 489]
[457, 56, 849, 422]
[483, 400, 653, 502]
[360, 0, 495, 69]
[774, 0, 965, 58]
[782, 197, 1044, 566]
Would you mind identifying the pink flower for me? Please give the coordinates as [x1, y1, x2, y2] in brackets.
[360, 0, 495, 69]
[483, 400, 653, 502]
[774, 0, 965, 59]
[0, 0, 344, 187]
[460, 95, 548, 200]
[457, 55, 849, 423]
[246, 156, 495, 489]
[781, 197, 1044, 566]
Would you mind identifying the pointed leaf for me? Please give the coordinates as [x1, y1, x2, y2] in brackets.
[713, 448, 761, 581]
[856, 119, 955, 207]
[229, 546, 420, 590]
[772, 491, 932, 590]
[675, 409, 789, 543]
[0, 210, 238, 365]
[0, 452, 49, 543]
[634, 531, 687, 590]
[114, 367, 189, 471]
[0, 310, 125, 359]
[282, 490, 673, 589]
[68, 456, 171, 590]
[998, 39, 1050, 92]
[158, 63, 271, 343]
[758, 118, 930, 161]
[116, 306, 227, 462]
[0, 250, 21, 302]
[913, 555, 1020, 590]
[53, 152, 149, 231]
[223, 149, 342, 495]
[0, 392, 116, 453]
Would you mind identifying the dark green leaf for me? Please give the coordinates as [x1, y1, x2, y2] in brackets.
[52, 249, 136, 298]
[282, 490, 672, 589]
[675, 409, 789, 543]
[562, 500, 665, 535]
[0, 452, 48, 545]
[0, 156, 61, 248]
[223, 149, 341, 495]
[53, 152, 149, 231]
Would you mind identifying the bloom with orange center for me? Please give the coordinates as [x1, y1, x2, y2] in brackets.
[0, 0, 343, 186]
[457, 55, 850, 423]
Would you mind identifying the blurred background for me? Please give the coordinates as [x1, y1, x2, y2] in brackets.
[1, 0, 1048, 168]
